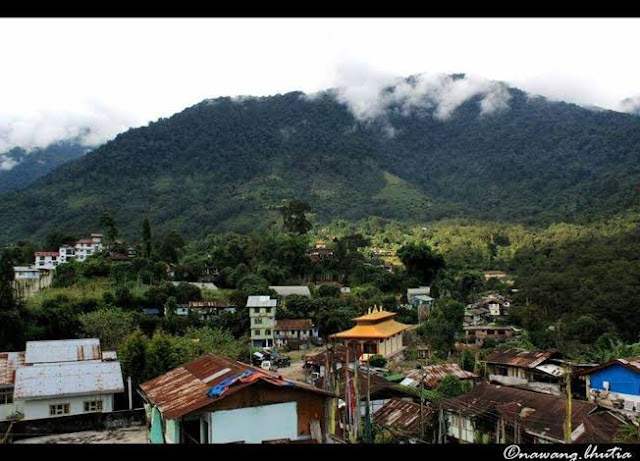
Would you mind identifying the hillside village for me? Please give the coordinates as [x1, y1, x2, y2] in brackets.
[0, 214, 638, 445]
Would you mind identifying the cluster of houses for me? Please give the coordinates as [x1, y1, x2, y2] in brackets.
[11, 233, 105, 297]
[1, 313, 639, 444]
[3, 250, 639, 444]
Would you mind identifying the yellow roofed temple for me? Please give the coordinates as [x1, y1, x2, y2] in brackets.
[330, 305, 411, 359]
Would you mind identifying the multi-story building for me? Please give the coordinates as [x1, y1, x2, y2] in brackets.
[55, 233, 105, 265]
[34, 251, 60, 270]
[274, 319, 319, 348]
[248, 295, 277, 348]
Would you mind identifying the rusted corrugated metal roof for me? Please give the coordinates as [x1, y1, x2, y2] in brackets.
[574, 411, 627, 443]
[304, 343, 361, 365]
[0, 351, 25, 387]
[373, 398, 433, 437]
[13, 361, 124, 399]
[402, 363, 478, 389]
[140, 354, 333, 420]
[275, 319, 315, 330]
[484, 348, 557, 369]
[25, 338, 102, 364]
[441, 383, 597, 442]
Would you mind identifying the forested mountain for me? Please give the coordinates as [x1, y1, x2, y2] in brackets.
[0, 141, 89, 195]
[1, 79, 639, 244]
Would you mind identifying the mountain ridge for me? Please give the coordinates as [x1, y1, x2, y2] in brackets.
[1, 80, 639, 244]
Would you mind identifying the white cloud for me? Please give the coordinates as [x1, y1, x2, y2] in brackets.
[1, 18, 640, 160]
[618, 96, 640, 114]
[0, 155, 19, 171]
[330, 62, 512, 123]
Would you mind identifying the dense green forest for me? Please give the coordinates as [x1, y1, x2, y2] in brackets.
[1, 79, 639, 244]
[0, 141, 88, 195]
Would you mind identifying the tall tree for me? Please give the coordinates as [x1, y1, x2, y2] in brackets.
[99, 212, 119, 245]
[398, 242, 445, 286]
[280, 199, 312, 235]
[0, 250, 24, 350]
[142, 218, 152, 258]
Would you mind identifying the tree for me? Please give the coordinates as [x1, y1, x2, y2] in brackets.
[78, 307, 136, 349]
[99, 212, 119, 244]
[435, 374, 471, 398]
[45, 231, 77, 251]
[455, 272, 486, 303]
[418, 298, 464, 353]
[614, 423, 640, 443]
[460, 349, 475, 372]
[0, 250, 24, 350]
[368, 355, 387, 368]
[397, 242, 445, 286]
[156, 231, 185, 264]
[145, 330, 179, 379]
[142, 218, 152, 258]
[118, 330, 150, 382]
[280, 199, 312, 235]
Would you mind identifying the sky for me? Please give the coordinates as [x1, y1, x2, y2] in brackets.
[2, 17, 640, 158]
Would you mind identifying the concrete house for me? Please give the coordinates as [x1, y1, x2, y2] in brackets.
[58, 233, 104, 264]
[0, 338, 124, 422]
[441, 383, 625, 444]
[274, 319, 319, 348]
[484, 348, 565, 396]
[576, 356, 640, 414]
[34, 251, 60, 270]
[248, 295, 277, 348]
[139, 354, 334, 444]
[463, 325, 516, 345]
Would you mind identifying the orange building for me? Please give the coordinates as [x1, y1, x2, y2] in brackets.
[330, 306, 411, 358]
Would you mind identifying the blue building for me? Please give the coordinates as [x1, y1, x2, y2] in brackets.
[577, 356, 640, 413]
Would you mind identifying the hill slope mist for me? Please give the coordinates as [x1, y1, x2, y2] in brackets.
[0, 141, 89, 195]
[1, 76, 639, 244]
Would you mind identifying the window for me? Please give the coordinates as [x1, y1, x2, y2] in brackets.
[265, 308, 271, 313]
[0, 388, 13, 405]
[265, 329, 271, 336]
[254, 318, 263, 325]
[84, 400, 103, 412]
[49, 403, 70, 416]
[253, 308, 259, 313]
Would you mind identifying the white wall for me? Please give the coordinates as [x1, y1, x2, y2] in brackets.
[19, 394, 114, 421]
[0, 400, 24, 421]
[210, 401, 298, 443]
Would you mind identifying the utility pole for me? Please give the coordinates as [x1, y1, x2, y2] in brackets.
[420, 358, 426, 440]
[564, 364, 573, 443]
[344, 341, 351, 442]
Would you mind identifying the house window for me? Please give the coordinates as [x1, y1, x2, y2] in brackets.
[253, 308, 259, 313]
[0, 389, 13, 405]
[265, 329, 271, 336]
[84, 400, 103, 412]
[49, 403, 70, 416]
[254, 318, 263, 325]
[265, 308, 271, 314]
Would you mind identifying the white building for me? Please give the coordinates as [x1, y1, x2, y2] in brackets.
[58, 233, 104, 264]
[12, 266, 54, 298]
[0, 338, 124, 422]
[34, 251, 60, 270]
[248, 295, 277, 348]
[407, 286, 431, 303]
[13, 266, 41, 281]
